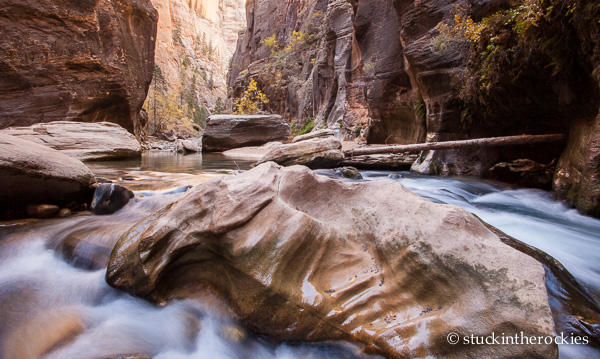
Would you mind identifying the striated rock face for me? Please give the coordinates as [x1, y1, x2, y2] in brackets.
[554, 113, 600, 217]
[0, 134, 96, 218]
[0, 0, 158, 138]
[202, 115, 291, 151]
[228, 0, 600, 216]
[228, 0, 515, 146]
[146, 0, 245, 125]
[552, 5, 600, 217]
[229, 0, 426, 144]
[1, 122, 142, 161]
[228, 0, 552, 172]
[107, 163, 557, 358]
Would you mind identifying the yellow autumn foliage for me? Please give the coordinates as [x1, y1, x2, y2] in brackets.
[233, 78, 269, 115]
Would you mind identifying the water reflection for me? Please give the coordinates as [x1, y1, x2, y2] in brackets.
[87, 151, 255, 175]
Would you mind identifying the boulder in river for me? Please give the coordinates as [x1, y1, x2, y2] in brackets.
[91, 184, 134, 215]
[255, 137, 344, 169]
[292, 129, 335, 143]
[0, 134, 96, 218]
[1, 122, 142, 161]
[201, 115, 291, 152]
[180, 138, 203, 153]
[107, 162, 556, 358]
[334, 166, 363, 180]
[488, 159, 554, 190]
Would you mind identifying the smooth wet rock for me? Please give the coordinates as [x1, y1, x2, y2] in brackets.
[202, 115, 292, 152]
[26, 205, 60, 219]
[1, 122, 142, 161]
[293, 129, 335, 143]
[255, 137, 344, 169]
[488, 159, 554, 190]
[0, 134, 96, 218]
[91, 184, 134, 215]
[181, 138, 203, 153]
[107, 162, 556, 358]
[335, 166, 362, 179]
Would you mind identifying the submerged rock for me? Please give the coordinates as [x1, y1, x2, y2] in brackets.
[107, 162, 556, 358]
[334, 166, 363, 179]
[255, 137, 344, 169]
[202, 115, 292, 152]
[1, 122, 142, 161]
[0, 134, 96, 218]
[488, 159, 554, 190]
[26, 205, 60, 219]
[91, 184, 134, 215]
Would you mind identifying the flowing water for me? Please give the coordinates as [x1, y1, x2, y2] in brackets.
[0, 152, 599, 358]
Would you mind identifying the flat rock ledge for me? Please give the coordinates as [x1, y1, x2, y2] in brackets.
[292, 129, 335, 143]
[107, 162, 556, 358]
[201, 115, 292, 152]
[1, 121, 141, 161]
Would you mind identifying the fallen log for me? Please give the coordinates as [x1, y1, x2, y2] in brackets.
[344, 134, 566, 157]
[341, 153, 419, 170]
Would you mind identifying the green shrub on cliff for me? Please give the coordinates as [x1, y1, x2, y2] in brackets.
[293, 120, 315, 136]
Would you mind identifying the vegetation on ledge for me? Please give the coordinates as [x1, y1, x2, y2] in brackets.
[435, 1, 600, 131]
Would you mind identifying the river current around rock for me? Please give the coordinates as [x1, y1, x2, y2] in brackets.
[0, 152, 598, 358]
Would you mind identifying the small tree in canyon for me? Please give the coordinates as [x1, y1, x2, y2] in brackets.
[233, 78, 269, 115]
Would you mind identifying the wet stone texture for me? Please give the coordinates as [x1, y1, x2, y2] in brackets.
[107, 162, 557, 358]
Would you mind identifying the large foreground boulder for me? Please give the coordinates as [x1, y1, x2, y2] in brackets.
[255, 137, 344, 169]
[0, 0, 158, 138]
[0, 134, 96, 217]
[1, 122, 141, 161]
[201, 115, 291, 152]
[107, 163, 556, 358]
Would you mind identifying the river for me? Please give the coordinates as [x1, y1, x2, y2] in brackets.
[0, 151, 598, 358]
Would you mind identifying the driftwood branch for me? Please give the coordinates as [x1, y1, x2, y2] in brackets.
[344, 134, 566, 157]
[341, 153, 419, 170]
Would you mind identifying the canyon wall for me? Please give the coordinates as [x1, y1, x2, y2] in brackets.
[229, 0, 426, 144]
[228, 0, 600, 216]
[552, 3, 600, 217]
[145, 0, 245, 135]
[0, 0, 158, 138]
[228, 0, 516, 146]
